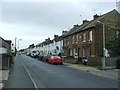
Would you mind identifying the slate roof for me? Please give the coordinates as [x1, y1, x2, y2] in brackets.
[35, 9, 120, 47]
[63, 9, 120, 37]
[82, 9, 120, 30]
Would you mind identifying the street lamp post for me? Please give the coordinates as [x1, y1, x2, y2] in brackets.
[15, 37, 17, 50]
[97, 21, 106, 70]
[18, 39, 22, 50]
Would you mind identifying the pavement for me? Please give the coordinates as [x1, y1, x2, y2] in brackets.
[0, 58, 119, 89]
[0, 70, 10, 89]
[1, 57, 35, 89]
[64, 62, 119, 80]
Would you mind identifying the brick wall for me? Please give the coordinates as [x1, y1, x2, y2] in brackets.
[88, 57, 117, 68]
[105, 57, 117, 67]
[88, 57, 102, 66]
[63, 56, 78, 64]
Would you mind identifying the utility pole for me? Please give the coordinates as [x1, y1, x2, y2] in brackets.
[15, 37, 17, 55]
[97, 21, 106, 70]
[18, 39, 22, 50]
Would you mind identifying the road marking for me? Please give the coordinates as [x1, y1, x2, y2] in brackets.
[20, 61, 38, 90]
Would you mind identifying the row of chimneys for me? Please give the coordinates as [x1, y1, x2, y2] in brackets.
[74, 14, 100, 28]
[83, 14, 100, 24]
[44, 14, 100, 43]
[45, 35, 59, 42]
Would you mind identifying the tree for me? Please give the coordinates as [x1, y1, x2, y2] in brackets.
[106, 33, 120, 57]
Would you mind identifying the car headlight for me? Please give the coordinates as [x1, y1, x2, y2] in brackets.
[85, 60, 87, 62]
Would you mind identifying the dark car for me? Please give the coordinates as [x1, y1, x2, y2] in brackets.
[38, 52, 45, 61]
[43, 54, 51, 62]
[82, 57, 88, 65]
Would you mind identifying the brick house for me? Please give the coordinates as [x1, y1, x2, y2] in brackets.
[63, 9, 120, 65]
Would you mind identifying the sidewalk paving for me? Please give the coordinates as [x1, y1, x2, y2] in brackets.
[0, 70, 10, 89]
[2, 56, 35, 89]
[64, 62, 119, 80]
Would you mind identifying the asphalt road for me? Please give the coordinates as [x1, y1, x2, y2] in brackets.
[17, 54, 118, 88]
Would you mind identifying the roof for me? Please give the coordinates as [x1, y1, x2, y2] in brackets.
[63, 9, 120, 37]
[54, 35, 63, 42]
[82, 9, 120, 30]
[63, 25, 81, 37]
[0, 36, 12, 45]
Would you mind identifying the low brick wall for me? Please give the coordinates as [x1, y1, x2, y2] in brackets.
[88, 57, 118, 68]
[63, 56, 118, 69]
[87, 57, 102, 66]
[105, 57, 117, 67]
[63, 56, 78, 64]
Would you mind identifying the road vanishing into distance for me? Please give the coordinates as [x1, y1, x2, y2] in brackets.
[4, 55, 118, 89]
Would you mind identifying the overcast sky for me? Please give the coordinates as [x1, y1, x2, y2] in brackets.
[0, 0, 118, 49]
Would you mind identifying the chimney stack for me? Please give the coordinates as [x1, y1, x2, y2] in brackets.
[82, 20, 89, 24]
[93, 14, 99, 20]
[73, 24, 79, 28]
[54, 35, 58, 39]
[62, 31, 67, 35]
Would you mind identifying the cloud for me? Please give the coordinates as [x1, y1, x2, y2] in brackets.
[1, 0, 116, 2]
[1, 1, 116, 49]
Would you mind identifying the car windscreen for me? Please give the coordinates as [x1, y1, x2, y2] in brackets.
[52, 56, 61, 58]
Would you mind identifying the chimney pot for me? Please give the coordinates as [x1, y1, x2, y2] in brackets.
[93, 14, 99, 20]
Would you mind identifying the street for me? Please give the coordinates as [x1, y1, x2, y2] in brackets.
[3, 54, 118, 88]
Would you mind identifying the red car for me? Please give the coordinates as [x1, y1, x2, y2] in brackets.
[48, 56, 63, 64]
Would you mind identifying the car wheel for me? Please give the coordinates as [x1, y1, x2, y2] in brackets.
[60, 63, 63, 65]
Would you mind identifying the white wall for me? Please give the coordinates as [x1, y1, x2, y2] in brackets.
[0, 47, 7, 54]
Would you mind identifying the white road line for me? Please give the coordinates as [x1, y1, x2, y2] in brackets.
[20, 60, 38, 90]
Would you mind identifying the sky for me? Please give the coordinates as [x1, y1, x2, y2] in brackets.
[0, 0, 119, 50]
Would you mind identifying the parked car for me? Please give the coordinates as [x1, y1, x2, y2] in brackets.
[38, 52, 45, 61]
[48, 55, 63, 64]
[82, 57, 88, 65]
[43, 54, 51, 62]
[26, 52, 31, 56]
[31, 51, 39, 58]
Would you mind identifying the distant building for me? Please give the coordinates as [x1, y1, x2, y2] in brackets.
[0, 37, 13, 69]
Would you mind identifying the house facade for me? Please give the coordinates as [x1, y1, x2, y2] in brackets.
[33, 34, 64, 56]
[63, 9, 120, 65]
[0, 37, 13, 69]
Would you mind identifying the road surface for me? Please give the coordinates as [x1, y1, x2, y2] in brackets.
[18, 55, 118, 88]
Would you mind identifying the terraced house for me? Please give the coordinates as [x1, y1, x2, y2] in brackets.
[63, 9, 120, 66]
[35, 34, 65, 55]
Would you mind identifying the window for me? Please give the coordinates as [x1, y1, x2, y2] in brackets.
[89, 31, 92, 41]
[116, 31, 119, 35]
[64, 39, 66, 46]
[116, 31, 119, 38]
[73, 49, 76, 57]
[83, 48, 85, 57]
[83, 32, 86, 42]
[67, 37, 70, 45]
[70, 49, 73, 56]
[72, 35, 75, 44]
[76, 35, 78, 43]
